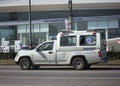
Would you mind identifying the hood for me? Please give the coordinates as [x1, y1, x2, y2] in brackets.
[17, 49, 34, 55]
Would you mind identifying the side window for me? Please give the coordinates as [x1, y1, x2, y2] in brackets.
[60, 36, 76, 46]
[80, 35, 96, 46]
[37, 42, 54, 51]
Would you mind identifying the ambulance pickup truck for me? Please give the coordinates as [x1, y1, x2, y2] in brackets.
[15, 30, 107, 70]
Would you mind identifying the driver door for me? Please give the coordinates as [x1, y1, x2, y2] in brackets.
[34, 42, 55, 64]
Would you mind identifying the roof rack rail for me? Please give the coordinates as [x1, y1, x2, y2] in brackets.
[61, 30, 73, 33]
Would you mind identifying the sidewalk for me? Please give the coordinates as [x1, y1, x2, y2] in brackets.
[0, 59, 15, 65]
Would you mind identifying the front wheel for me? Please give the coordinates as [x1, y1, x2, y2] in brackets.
[19, 58, 32, 70]
[72, 58, 86, 70]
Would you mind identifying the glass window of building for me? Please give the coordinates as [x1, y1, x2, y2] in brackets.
[49, 22, 65, 39]
[77, 21, 87, 30]
[0, 26, 17, 45]
[88, 19, 119, 40]
[108, 28, 119, 39]
[17, 23, 49, 46]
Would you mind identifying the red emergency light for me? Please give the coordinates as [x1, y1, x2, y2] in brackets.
[92, 31, 96, 35]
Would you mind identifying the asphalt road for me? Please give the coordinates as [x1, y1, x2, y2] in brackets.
[0, 65, 120, 86]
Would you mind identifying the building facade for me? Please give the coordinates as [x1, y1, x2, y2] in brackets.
[0, 0, 120, 51]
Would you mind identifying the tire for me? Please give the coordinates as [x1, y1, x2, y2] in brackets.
[72, 58, 86, 70]
[19, 58, 32, 70]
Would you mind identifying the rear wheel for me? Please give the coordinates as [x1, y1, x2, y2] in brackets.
[19, 58, 32, 70]
[72, 58, 86, 70]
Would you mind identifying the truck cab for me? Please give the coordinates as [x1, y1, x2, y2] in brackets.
[15, 30, 107, 70]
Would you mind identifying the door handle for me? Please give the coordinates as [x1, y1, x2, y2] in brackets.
[48, 52, 53, 54]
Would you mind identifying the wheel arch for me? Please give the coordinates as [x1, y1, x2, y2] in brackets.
[18, 56, 33, 65]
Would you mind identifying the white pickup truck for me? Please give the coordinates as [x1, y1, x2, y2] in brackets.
[15, 30, 107, 70]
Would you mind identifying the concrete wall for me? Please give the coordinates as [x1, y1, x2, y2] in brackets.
[0, 0, 120, 12]
[0, 0, 120, 7]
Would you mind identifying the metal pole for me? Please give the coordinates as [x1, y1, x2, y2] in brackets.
[29, 0, 32, 49]
[68, 0, 73, 30]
